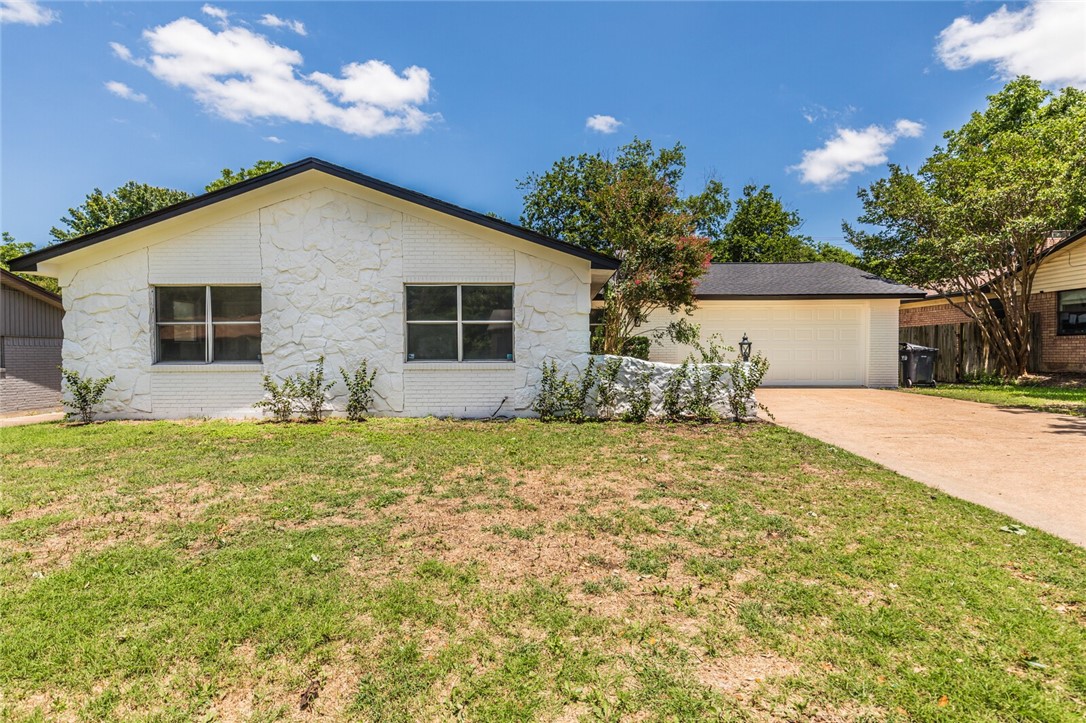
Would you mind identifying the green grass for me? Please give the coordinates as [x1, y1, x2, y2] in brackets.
[902, 382, 1086, 416]
[1, 418, 1084, 721]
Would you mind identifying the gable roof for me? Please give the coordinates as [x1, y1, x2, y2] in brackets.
[8, 157, 620, 272]
[693, 262, 926, 299]
[0, 268, 64, 309]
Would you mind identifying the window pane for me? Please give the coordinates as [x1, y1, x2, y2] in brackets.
[463, 323, 513, 361]
[462, 286, 512, 321]
[1059, 289, 1086, 335]
[407, 324, 457, 360]
[156, 287, 205, 322]
[157, 324, 206, 362]
[406, 286, 457, 321]
[213, 323, 261, 361]
[212, 286, 261, 322]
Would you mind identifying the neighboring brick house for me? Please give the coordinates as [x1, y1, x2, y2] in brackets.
[1, 269, 64, 413]
[899, 227, 1086, 373]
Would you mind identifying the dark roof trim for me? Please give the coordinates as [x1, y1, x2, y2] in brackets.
[9, 157, 620, 272]
[0, 268, 63, 309]
[697, 293, 927, 300]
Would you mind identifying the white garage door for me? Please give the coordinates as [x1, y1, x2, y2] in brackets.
[648, 301, 868, 386]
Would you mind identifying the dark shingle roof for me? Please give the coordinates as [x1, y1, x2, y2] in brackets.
[694, 263, 925, 299]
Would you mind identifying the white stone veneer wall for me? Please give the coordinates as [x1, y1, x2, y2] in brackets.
[58, 185, 593, 419]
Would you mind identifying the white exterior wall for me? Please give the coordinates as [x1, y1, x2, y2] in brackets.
[644, 298, 903, 388]
[866, 298, 901, 387]
[55, 181, 593, 419]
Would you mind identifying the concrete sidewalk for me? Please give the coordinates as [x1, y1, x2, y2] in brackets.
[0, 411, 65, 428]
[758, 388, 1086, 547]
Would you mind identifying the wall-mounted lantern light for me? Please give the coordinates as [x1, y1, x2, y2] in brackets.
[739, 333, 752, 361]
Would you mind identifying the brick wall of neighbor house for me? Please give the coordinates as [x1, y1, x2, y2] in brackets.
[0, 337, 62, 413]
[53, 181, 592, 419]
[900, 294, 1086, 373]
[899, 301, 972, 327]
[1032, 291, 1086, 372]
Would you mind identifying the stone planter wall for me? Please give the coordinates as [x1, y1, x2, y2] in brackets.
[588, 354, 759, 420]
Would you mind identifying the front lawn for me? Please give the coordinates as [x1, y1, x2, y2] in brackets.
[902, 382, 1086, 417]
[2, 420, 1084, 721]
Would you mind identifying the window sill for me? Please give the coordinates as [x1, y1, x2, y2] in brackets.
[146, 363, 264, 373]
[404, 361, 516, 371]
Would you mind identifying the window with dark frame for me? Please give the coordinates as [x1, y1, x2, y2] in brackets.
[1057, 289, 1086, 336]
[405, 285, 513, 362]
[155, 286, 261, 363]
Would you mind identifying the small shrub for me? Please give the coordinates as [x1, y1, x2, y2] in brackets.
[532, 359, 595, 422]
[293, 356, 334, 422]
[340, 360, 378, 421]
[727, 352, 772, 422]
[661, 360, 689, 421]
[60, 369, 114, 424]
[255, 374, 296, 422]
[621, 336, 651, 360]
[622, 371, 652, 423]
[594, 357, 623, 420]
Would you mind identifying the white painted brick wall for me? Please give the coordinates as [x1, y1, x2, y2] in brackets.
[402, 366, 516, 417]
[149, 367, 264, 418]
[148, 211, 261, 285]
[402, 214, 514, 282]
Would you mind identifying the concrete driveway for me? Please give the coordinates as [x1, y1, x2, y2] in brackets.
[757, 388, 1086, 547]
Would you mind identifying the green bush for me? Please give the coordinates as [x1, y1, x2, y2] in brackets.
[622, 372, 652, 423]
[621, 336, 651, 360]
[340, 360, 378, 421]
[60, 369, 114, 424]
[255, 357, 333, 423]
[594, 357, 623, 420]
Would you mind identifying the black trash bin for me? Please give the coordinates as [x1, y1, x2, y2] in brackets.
[899, 342, 938, 388]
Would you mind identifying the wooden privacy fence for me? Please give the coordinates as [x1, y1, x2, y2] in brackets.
[899, 314, 1043, 382]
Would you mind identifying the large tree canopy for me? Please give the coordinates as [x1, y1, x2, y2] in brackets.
[518, 139, 716, 353]
[717, 184, 858, 264]
[1, 231, 60, 293]
[50, 182, 193, 243]
[845, 77, 1086, 377]
[205, 160, 285, 193]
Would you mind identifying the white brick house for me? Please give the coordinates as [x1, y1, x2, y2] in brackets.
[10, 159, 618, 419]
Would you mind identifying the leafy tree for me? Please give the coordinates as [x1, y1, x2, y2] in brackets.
[716, 184, 859, 265]
[518, 139, 721, 353]
[205, 160, 285, 193]
[1, 231, 60, 294]
[845, 77, 1086, 377]
[50, 182, 192, 242]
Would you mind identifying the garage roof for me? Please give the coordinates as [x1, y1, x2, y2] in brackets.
[695, 263, 926, 299]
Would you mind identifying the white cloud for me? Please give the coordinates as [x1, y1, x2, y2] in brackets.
[586, 114, 622, 134]
[263, 135, 285, 143]
[791, 119, 925, 189]
[105, 80, 147, 103]
[259, 13, 306, 36]
[0, 0, 58, 26]
[201, 4, 229, 23]
[936, 1, 1086, 88]
[110, 41, 134, 62]
[113, 13, 437, 138]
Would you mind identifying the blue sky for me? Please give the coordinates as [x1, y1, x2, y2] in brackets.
[2, 1, 1083, 252]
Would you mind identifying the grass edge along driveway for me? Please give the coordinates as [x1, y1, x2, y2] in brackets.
[2, 419, 1084, 721]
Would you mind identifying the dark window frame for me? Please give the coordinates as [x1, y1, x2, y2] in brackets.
[405, 284, 514, 362]
[154, 285, 262, 364]
[1056, 288, 1086, 337]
